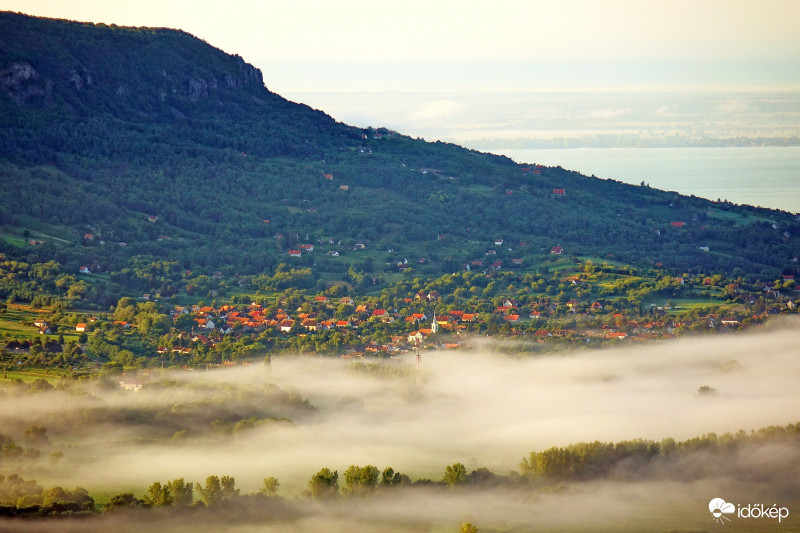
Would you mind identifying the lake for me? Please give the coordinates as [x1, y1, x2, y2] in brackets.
[493, 146, 800, 213]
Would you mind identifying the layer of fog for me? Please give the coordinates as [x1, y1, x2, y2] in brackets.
[3, 319, 800, 499]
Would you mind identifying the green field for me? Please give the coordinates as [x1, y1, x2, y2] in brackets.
[11, 214, 77, 244]
[1, 369, 65, 384]
[706, 206, 772, 226]
[0, 305, 43, 339]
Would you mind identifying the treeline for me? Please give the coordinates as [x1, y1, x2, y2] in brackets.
[0, 475, 94, 517]
[519, 422, 800, 481]
[1, 421, 796, 520]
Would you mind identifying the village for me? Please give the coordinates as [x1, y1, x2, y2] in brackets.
[142, 264, 796, 364]
[3, 255, 797, 378]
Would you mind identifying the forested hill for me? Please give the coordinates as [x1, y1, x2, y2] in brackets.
[1, 11, 798, 301]
[0, 11, 353, 158]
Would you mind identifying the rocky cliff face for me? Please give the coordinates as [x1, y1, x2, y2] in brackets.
[185, 58, 263, 101]
[1, 57, 264, 108]
[0, 61, 52, 105]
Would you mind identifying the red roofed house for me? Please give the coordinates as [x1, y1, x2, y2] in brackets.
[551, 245, 564, 255]
[408, 328, 433, 344]
[288, 250, 302, 257]
[553, 188, 566, 197]
[671, 221, 685, 227]
[407, 331, 424, 344]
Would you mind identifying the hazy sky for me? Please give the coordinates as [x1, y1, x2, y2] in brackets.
[5, 0, 800, 93]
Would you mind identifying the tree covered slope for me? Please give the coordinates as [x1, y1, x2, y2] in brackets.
[1, 11, 798, 291]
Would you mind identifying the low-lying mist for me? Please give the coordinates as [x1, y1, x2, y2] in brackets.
[1, 318, 799, 531]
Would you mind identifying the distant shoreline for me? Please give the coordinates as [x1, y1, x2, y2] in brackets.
[464, 136, 800, 150]
[488, 146, 800, 213]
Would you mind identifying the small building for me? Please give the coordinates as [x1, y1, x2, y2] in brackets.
[119, 379, 143, 392]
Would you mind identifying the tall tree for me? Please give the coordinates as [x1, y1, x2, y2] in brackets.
[342, 465, 379, 496]
[307, 468, 339, 500]
[167, 478, 193, 507]
[443, 462, 467, 486]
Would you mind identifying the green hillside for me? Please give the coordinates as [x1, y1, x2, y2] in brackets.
[1, 11, 798, 305]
